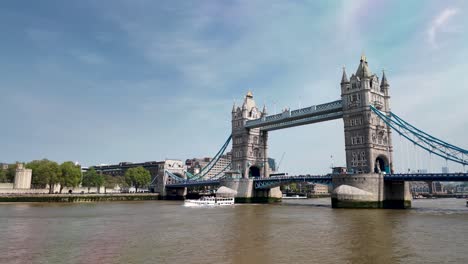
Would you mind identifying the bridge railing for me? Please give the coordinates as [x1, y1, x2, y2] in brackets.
[166, 179, 221, 188]
[245, 100, 342, 129]
[385, 173, 468, 181]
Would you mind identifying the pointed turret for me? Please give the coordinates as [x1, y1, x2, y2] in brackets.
[262, 104, 267, 115]
[356, 54, 372, 78]
[341, 67, 349, 84]
[242, 90, 256, 111]
[380, 70, 389, 88]
[232, 101, 236, 113]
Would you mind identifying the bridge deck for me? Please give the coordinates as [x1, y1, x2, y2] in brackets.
[384, 173, 468, 181]
[165, 173, 468, 189]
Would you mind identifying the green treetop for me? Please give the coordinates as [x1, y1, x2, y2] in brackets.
[58, 161, 82, 193]
[125, 166, 151, 192]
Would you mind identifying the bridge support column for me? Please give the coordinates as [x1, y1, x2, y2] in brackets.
[164, 187, 187, 200]
[331, 173, 411, 208]
[219, 178, 282, 203]
[383, 181, 412, 208]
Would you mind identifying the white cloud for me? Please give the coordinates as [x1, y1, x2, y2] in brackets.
[427, 7, 460, 48]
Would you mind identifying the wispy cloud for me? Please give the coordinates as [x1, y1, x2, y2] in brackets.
[427, 7, 460, 48]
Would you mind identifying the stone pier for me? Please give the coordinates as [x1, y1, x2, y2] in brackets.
[164, 187, 187, 200]
[219, 178, 282, 203]
[331, 173, 411, 209]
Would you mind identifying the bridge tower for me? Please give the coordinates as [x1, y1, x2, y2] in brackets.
[231, 91, 269, 178]
[333, 55, 410, 208]
[341, 55, 393, 174]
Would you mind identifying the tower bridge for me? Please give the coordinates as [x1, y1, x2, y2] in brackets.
[162, 55, 468, 208]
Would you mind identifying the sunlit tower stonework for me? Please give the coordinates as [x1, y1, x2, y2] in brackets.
[341, 55, 393, 174]
[231, 91, 269, 178]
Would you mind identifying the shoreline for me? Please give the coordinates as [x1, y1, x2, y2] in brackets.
[0, 193, 160, 203]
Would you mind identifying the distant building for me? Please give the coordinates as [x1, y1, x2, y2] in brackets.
[90, 159, 186, 193]
[307, 183, 329, 195]
[410, 182, 429, 194]
[455, 185, 468, 193]
[430, 181, 446, 194]
[185, 152, 232, 179]
[268, 158, 276, 172]
[442, 167, 449, 173]
[410, 181, 446, 194]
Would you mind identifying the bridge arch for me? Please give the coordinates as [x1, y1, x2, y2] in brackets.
[375, 155, 389, 173]
[249, 166, 261, 178]
[166, 172, 185, 183]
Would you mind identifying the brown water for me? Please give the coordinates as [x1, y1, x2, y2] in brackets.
[0, 198, 467, 264]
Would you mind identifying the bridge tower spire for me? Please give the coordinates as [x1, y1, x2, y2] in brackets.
[341, 56, 393, 174]
[231, 91, 270, 178]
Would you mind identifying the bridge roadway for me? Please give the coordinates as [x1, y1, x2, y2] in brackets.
[165, 173, 468, 189]
[244, 100, 343, 131]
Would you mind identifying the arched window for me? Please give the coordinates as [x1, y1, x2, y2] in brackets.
[253, 148, 259, 158]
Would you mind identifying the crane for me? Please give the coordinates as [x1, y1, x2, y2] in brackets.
[276, 152, 286, 172]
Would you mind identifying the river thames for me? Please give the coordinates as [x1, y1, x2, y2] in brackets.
[0, 198, 467, 264]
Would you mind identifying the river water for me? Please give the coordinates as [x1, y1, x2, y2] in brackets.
[0, 198, 467, 264]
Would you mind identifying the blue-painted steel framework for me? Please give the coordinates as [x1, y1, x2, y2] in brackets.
[188, 135, 232, 180]
[164, 100, 468, 190]
[370, 105, 467, 166]
[166, 173, 468, 189]
[245, 100, 343, 131]
[166, 179, 221, 188]
[384, 173, 468, 181]
[253, 175, 332, 189]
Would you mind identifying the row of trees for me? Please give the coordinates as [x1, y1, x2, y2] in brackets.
[82, 166, 151, 193]
[27, 160, 82, 193]
[1, 159, 152, 194]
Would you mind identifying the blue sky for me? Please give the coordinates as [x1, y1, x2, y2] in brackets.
[1, 0, 467, 174]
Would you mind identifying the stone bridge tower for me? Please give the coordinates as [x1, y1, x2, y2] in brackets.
[231, 91, 269, 178]
[341, 56, 393, 174]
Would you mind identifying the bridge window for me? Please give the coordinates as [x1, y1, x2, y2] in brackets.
[254, 149, 260, 158]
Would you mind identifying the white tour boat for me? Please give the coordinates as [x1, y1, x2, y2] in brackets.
[282, 194, 307, 199]
[184, 196, 235, 206]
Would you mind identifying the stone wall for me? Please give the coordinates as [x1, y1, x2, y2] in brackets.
[0, 186, 109, 194]
[14, 167, 32, 189]
[219, 178, 282, 203]
[331, 173, 411, 208]
[0, 183, 14, 189]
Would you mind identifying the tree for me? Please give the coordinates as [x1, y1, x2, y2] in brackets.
[82, 167, 105, 193]
[6, 164, 17, 183]
[27, 160, 45, 188]
[95, 173, 104, 193]
[104, 175, 125, 193]
[27, 159, 61, 193]
[58, 162, 82, 194]
[82, 167, 97, 193]
[0, 169, 7, 183]
[125, 166, 151, 192]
